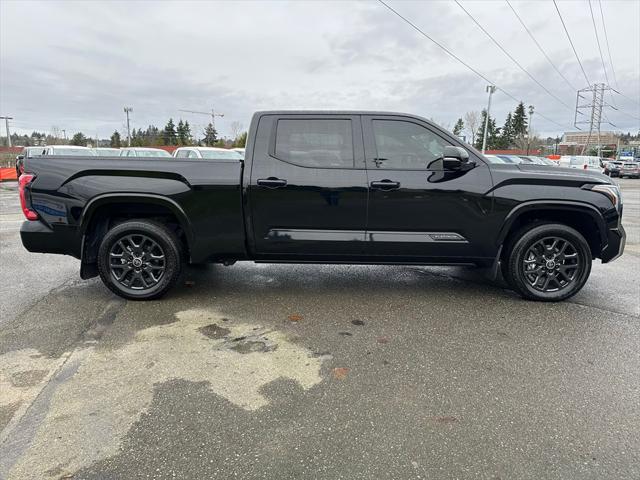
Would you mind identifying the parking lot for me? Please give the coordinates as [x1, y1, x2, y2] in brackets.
[0, 179, 639, 479]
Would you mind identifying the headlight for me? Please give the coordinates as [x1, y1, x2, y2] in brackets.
[591, 184, 622, 210]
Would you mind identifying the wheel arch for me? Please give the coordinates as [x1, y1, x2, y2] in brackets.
[498, 201, 608, 259]
[79, 194, 193, 278]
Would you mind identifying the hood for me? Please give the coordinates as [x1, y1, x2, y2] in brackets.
[515, 164, 612, 184]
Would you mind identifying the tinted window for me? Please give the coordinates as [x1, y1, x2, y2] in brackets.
[371, 120, 449, 169]
[275, 119, 353, 168]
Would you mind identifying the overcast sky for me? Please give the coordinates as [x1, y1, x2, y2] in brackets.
[1, 0, 639, 140]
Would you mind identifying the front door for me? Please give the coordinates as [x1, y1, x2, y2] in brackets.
[362, 115, 494, 261]
[249, 114, 369, 257]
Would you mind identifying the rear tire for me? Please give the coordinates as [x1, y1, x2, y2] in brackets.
[504, 223, 592, 301]
[97, 219, 182, 300]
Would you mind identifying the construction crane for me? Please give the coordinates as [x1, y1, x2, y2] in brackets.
[178, 108, 224, 131]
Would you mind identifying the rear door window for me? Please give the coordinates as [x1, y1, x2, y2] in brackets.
[274, 119, 354, 168]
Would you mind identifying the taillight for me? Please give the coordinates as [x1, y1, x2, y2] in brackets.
[18, 174, 39, 221]
[583, 164, 588, 170]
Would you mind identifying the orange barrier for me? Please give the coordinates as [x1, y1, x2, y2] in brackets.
[0, 167, 18, 181]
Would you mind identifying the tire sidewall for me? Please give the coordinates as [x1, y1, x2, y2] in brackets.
[97, 220, 182, 300]
[508, 224, 592, 301]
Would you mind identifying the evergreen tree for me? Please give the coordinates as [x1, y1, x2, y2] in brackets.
[512, 102, 528, 137]
[110, 131, 121, 148]
[499, 112, 514, 148]
[203, 123, 217, 146]
[233, 131, 247, 148]
[183, 121, 192, 145]
[70, 132, 87, 146]
[145, 125, 161, 146]
[475, 110, 500, 150]
[177, 120, 185, 146]
[176, 119, 192, 146]
[163, 118, 177, 146]
[452, 118, 465, 137]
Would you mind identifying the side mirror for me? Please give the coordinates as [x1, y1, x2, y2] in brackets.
[442, 146, 472, 170]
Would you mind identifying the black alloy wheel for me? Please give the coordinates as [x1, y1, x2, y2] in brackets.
[504, 223, 592, 301]
[98, 220, 182, 300]
[522, 236, 581, 293]
[109, 234, 166, 290]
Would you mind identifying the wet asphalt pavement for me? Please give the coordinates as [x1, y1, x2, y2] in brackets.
[0, 180, 639, 479]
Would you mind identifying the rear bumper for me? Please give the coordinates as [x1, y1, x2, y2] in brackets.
[20, 220, 80, 257]
[601, 224, 625, 263]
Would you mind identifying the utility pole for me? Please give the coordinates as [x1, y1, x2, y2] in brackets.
[124, 107, 133, 147]
[481, 85, 496, 154]
[62, 129, 67, 142]
[0, 116, 13, 147]
[527, 105, 535, 155]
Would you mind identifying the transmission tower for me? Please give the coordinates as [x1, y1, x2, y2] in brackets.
[574, 83, 615, 156]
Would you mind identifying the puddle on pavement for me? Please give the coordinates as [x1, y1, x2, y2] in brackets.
[1, 308, 327, 480]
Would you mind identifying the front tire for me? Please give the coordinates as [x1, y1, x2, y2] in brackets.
[97, 220, 182, 300]
[504, 223, 592, 301]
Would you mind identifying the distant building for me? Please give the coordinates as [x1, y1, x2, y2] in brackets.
[562, 131, 617, 144]
[558, 131, 618, 155]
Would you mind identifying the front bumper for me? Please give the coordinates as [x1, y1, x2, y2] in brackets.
[601, 224, 626, 263]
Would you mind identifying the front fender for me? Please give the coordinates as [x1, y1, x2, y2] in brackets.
[497, 200, 608, 247]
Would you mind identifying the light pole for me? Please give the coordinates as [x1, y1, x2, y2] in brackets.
[527, 105, 535, 155]
[0, 116, 12, 147]
[124, 107, 133, 147]
[481, 85, 496, 154]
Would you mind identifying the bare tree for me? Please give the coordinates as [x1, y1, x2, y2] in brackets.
[464, 111, 480, 146]
[230, 121, 244, 140]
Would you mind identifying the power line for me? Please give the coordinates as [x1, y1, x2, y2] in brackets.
[376, 0, 571, 130]
[506, 0, 576, 92]
[588, 0, 609, 86]
[553, 0, 590, 87]
[598, 0, 618, 91]
[455, 0, 573, 111]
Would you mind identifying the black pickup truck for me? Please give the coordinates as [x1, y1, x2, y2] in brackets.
[19, 111, 625, 301]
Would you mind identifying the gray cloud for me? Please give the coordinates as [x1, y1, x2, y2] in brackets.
[1, 0, 638, 139]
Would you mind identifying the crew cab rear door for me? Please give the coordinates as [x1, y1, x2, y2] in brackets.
[362, 115, 494, 260]
[248, 114, 369, 256]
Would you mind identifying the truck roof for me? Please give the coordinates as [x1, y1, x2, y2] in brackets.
[254, 110, 421, 117]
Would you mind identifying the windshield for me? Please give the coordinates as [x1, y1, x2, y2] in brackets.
[50, 148, 93, 156]
[94, 149, 120, 156]
[199, 150, 242, 160]
[26, 148, 43, 157]
[136, 150, 172, 158]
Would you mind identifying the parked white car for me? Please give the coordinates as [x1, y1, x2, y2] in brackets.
[173, 147, 243, 160]
[558, 155, 602, 172]
[231, 147, 245, 157]
[41, 145, 95, 156]
[119, 147, 172, 158]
